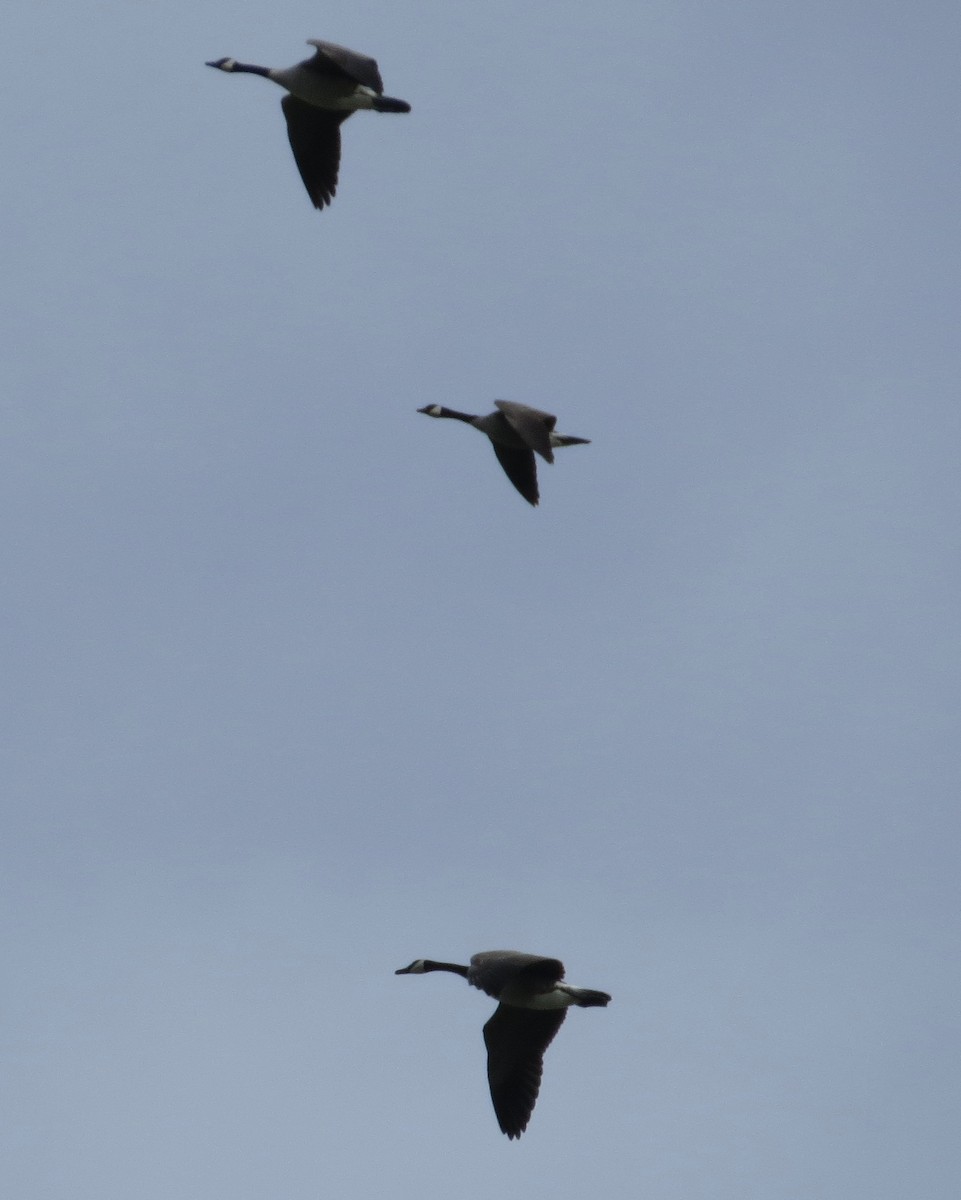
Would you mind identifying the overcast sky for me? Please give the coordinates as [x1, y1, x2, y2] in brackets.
[3, 2, 960, 1197]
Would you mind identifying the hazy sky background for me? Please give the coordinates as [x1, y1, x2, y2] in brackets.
[3, 2, 960, 1197]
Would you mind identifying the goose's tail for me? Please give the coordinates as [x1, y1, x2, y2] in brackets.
[568, 987, 612, 1007]
[373, 95, 411, 113]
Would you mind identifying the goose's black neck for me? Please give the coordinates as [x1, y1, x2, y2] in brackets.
[434, 407, 478, 425]
[207, 59, 271, 78]
[423, 960, 469, 978]
[233, 61, 271, 77]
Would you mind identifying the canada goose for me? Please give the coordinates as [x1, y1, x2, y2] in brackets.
[417, 400, 590, 506]
[205, 40, 410, 210]
[395, 951, 610, 1138]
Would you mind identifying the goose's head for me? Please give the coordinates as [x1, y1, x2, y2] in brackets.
[395, 959, 428, 974]
[205, 57, 238, 72]
[417, 405, 443, 418]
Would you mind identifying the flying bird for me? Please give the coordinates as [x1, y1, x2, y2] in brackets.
[205, 39, 410, 210]
[395, 950, 610, 1138]
[417, 400, 590, 506]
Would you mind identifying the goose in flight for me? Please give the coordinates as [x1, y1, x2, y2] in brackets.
[395, 950, 611, 1138]
[417, 400, 590, 506]
[206, 39, 410, 210]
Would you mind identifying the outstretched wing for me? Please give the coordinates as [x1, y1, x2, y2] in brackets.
[491, 443, 539, 506]
[483, 1005, 567, 1139]
[469, 952, 565, 998]
[495, 400, 556, 463]
[306, 40, 384, 93]
[281, 96, 349, 210]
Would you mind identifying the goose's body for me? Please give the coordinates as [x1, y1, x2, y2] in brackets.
[417, 400, 590, 506]
[206, 40, 410, 210]
[396, 950, 610, 1138]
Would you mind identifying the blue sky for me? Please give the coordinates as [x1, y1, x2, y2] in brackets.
[3, 2, 960, 1197]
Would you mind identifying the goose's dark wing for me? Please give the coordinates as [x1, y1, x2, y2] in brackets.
[483, 1005, 567, 1139]
[281, 97, 349, 209]
[469, 952, 565, 998]
[306, 40, 384, 93]
[491, 442, 539, 506]
[495, 400, 556, 463]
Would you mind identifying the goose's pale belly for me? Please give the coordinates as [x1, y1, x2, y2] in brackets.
[497, 983, 575, 1010]
[270, 67, 378, 110]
